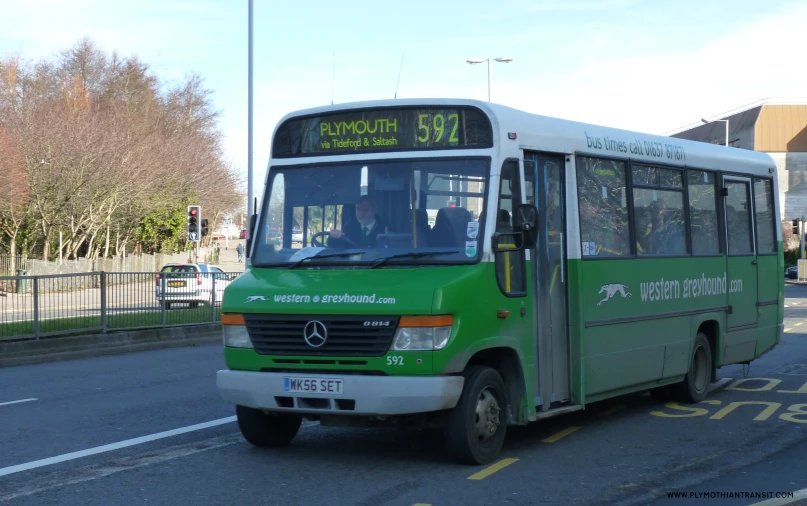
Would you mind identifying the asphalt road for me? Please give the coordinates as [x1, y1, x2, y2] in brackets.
[1, 285, 806, 506]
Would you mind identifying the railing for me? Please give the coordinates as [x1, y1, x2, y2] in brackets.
[0, 271, 241, 341]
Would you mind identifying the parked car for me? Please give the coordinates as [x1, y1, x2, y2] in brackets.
[292, 228, 303, 243]
[786, 266, 798, 279]
[155, 263, 233, 309]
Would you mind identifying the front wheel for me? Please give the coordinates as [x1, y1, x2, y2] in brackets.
[236, 405, 303, 447]
[444, 366, 508, 465]
[671, 332, 713, 403]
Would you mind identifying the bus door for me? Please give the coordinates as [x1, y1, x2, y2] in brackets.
[525, 152, 570, 408]
[722, 176, 759, 330]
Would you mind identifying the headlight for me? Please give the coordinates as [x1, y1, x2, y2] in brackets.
[391, 315, 453, 351]
[222, 314, 253, 349]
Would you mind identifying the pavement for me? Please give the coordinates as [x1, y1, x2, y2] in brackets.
[0, 284, 806, 505]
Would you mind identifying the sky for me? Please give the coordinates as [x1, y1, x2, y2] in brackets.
[1, 0, 806, 206]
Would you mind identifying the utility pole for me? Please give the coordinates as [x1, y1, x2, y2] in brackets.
[801, 215, 806, 260]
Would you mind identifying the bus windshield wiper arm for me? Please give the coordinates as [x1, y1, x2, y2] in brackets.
[287, 249, 366, 269]
[370, 250, 460, 268]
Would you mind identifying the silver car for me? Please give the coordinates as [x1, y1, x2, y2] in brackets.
[155, 263, 232, 309]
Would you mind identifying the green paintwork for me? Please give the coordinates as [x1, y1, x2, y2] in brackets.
[220, 238, 783, 417]
[222, 262, 536, 416]
[569, 242, 783, 402]
[726, 254, 758, 329]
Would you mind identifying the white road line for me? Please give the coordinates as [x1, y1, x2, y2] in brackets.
[0, 416, 236, 478]
[0, 434, 242, 502]
[0, 398, 37, 407]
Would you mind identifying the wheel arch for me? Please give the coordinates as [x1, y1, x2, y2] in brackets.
[463, 346, 529, 425]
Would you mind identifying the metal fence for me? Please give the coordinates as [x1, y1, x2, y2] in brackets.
[0, 271, 241, 341]
[0, 255, 27, 276]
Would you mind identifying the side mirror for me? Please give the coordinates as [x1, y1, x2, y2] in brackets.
[245, 213, 257, 258]
[492, 232, 524, 253]
[513, 204, 539, 249]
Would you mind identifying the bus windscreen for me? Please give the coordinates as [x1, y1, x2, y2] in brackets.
[272, 106, 493, 157]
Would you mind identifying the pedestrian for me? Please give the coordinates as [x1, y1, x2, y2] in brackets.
[236, 242, 244, 262]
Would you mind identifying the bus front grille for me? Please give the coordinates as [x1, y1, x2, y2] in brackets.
[243, 314, 399, 357]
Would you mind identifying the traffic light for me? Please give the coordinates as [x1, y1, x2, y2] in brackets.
[201, 219, 209, 237]
[188, 205, 201, 242]
[793, 219, 800, 235]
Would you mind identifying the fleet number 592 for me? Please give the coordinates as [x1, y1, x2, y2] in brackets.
[387, 355, 404, 366]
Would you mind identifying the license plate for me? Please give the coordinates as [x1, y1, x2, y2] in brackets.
[284, 377, 343, 395]
[168, 281, 186, 287]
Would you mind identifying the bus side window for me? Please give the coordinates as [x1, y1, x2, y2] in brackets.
[688, 170, 720, 255]
[753, 178, 776, 254]
[577, 156, 630, 257]
[495, 160, 526, 296]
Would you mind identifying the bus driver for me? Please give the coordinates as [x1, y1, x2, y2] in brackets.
[328, 195, 390, 248]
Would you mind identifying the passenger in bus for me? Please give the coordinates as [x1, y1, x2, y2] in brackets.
[647, 199, 685, 255]
[328, 195, 390, 248]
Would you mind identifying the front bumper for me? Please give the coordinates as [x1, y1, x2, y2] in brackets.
[217, 370, 464, 416]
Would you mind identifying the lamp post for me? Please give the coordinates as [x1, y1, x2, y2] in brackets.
[466, 57, 513, 102]
[247, 0, 254, 236]
[701, 118, 729, 147]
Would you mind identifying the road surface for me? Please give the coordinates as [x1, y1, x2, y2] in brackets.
[1, 284, 806, 505]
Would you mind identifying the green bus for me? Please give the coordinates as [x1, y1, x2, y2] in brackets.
[216, 99, 784, 465]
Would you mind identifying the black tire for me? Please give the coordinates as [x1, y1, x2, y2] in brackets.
[444, 366, 508, 465]
[189, 301, 199, 309]
[236, 405, 303, 447]
[671, 332, 713, 403]
[164, 302, 172, 310]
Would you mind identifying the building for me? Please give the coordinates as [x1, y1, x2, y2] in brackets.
[667, 99, 807, 223]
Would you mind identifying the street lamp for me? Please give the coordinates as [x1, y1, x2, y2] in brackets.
[701, 118, 729, 147]
[466, 56, 513, 102]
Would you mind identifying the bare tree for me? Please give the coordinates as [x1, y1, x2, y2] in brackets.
[0, 38, 244, 261]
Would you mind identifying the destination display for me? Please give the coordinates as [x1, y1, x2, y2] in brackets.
[272, 106, 493, 157]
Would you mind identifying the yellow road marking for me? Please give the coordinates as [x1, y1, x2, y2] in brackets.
[785, 328, 793, 332]
[598, 405, 626, 416]
[541, 426, 581, 443]
[467, 458, 519, 480]
[795, 322, 803, 326]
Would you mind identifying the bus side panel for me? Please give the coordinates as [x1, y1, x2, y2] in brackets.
[579, 256, 726, 397]
[582, 325, 662, 396]
[755, 254, 781, 357]
[565, 258, 584, 405]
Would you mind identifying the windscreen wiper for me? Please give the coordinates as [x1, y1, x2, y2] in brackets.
[287, 249, 366, 269]
[369, 250, 460, 269]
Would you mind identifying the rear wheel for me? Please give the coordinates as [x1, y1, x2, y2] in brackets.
[164, 302, 172, 310]
[671, 332, 713, 403]
[236, 405, 302, 447]
[444, 366, 508, 465]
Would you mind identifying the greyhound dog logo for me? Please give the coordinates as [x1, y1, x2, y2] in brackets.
[597, 283, 632, 306]
[245, 295, 270, 303]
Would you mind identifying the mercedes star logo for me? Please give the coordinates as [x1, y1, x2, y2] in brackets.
[303, 320, 328, 348]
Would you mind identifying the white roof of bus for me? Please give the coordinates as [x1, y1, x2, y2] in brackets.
[274, 98, 776, 176]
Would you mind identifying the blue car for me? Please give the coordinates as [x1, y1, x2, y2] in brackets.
[786, 266, 798, 279]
